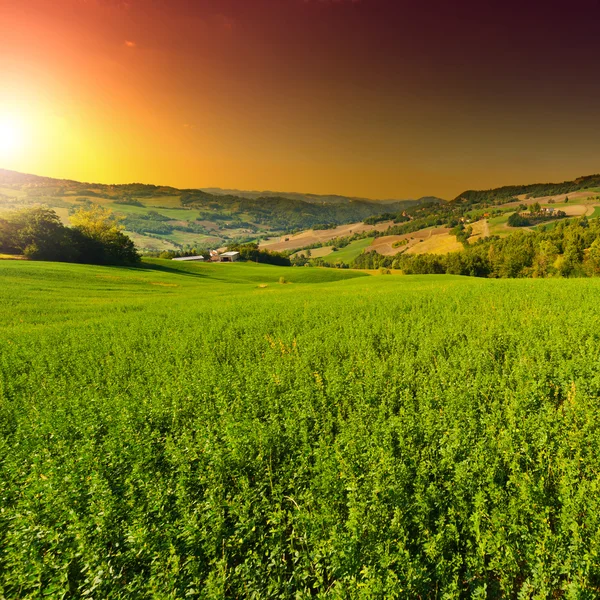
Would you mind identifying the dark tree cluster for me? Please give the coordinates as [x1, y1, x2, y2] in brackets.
[226, 242, 291, 266]
[0, 207, 139, 265]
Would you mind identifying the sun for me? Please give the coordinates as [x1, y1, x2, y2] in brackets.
[0, 117, 24, 157]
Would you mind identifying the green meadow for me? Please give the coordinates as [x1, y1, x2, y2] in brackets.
[2, 260, 600, 597]
[327, 237, 375, 265]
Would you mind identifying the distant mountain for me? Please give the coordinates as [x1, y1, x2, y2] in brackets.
[0, 169, 442, 206]
[454, 174, 600, 204]
[201, 186, 444, 206]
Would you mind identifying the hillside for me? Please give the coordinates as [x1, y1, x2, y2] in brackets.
[0, 169, 430, 253]
[454, 173, 600, 204]
[279, 181, 600, 269]
[4, 168, 600, 267]
[201, 186, 443, 206]
[3, 259, 600, 596]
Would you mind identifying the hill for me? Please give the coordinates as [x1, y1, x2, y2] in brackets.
[454, 173, 600, 204]
[201, 186, 443, 206]
[4, 168, 600, 266]
[3, 259, 600, 596]
[0, 169, 432, 252]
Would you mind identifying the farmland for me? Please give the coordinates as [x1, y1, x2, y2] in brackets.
[2, 259, 600, 596]
[0, 169, 421, 254]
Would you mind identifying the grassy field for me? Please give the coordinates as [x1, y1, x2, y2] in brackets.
[3, 260, 600, 596]
[109, 203, 201, 221]
[326, 237, 374, 263]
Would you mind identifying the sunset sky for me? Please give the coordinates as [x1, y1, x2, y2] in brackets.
[1, 0, 599, 199]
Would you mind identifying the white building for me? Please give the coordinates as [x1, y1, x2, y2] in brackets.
[219, 251, 240, 262]
[172, 255, 205, 262]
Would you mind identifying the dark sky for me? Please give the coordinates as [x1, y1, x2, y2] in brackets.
[1, 0, 599, 198]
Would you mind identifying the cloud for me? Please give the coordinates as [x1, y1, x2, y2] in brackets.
[124, 40, 136, 48]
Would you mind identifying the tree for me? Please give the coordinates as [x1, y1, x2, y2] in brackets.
[585, 238, 600, 276]
[6, 208, 74, 261]
[529, 202, 541, 214]
[70, 206, 139, 264]
[533, 241, 559, 278]
[0, 217, 19, 254]
[227, 242, 291, 266]
[508, 213, 530, 227]
[0, 207, 139, 265]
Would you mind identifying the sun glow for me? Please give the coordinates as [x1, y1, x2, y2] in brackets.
[0, 116, 25, 158]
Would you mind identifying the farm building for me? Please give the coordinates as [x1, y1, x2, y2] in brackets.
[172, 255, 205, 262]
[207, 250, 240, 262]
[219, 251, 240, 262]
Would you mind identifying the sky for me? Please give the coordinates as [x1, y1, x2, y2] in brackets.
[1, 0, 600, 199]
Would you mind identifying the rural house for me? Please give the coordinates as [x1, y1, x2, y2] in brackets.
[219, 251, 240, 262]
[208, 250, 240, 262]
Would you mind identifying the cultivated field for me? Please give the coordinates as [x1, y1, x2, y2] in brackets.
[367, 226, 465, 257]
[2, 260, 600, 596]
[260, 220, 394, 252]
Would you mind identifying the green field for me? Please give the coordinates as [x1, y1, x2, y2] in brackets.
[325, 237, 374, 264]
[3, 261, 600, 596]
[486, 213, 511, 234]
[110, 203, 201, 221]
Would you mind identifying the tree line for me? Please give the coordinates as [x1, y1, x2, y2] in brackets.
[354, 217, 600, 278]
[0, 207, 139, 265]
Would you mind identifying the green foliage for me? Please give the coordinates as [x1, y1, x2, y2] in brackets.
[0, 207, 139, 265]
[3, 262, 600, 596]
[507, 212, 531, 227]
[394, 217, 600, 278]
[181, 192, 412, 232]
[227, 242, 291, 266]
[113, 198, 145, 207]
[312, 223, 338, 230]
[363, 212, 406, 225]
[0, 207, 73, 260]
[455, 173, 600, 203]
[451, 223, 473, 246]
[318, 237, 375, 266]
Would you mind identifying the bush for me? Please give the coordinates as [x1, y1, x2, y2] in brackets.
[507, 212, 531, 227]
[0, 207, 139, 265]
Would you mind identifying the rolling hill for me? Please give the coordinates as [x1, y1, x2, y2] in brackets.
[0, 169, 436, 252]
[454, 173, 600, 204]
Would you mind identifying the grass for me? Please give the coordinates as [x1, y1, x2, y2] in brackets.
[124, 230, 180, 252]
[0, 187, 26, 198]
[110, 203, 200, 221]
[487, 213, 515, 235]
[326, 236, 374, 263]
[3, 260, 600, 596]
[291, 246, 332, 259]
